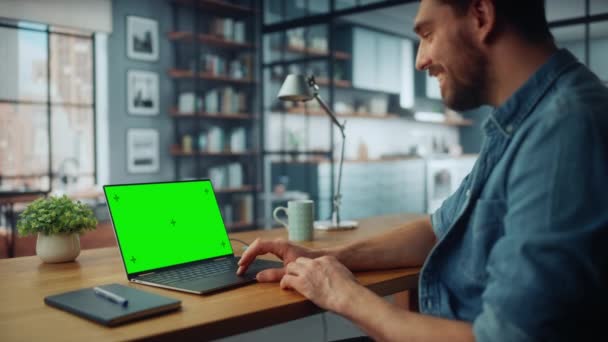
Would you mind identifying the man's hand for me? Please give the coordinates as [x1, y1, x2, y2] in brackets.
[281, 255, 361, 313]
[236, 238, 320, 282]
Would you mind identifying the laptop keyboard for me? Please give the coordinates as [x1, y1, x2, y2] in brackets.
[138, 258, 234, 285]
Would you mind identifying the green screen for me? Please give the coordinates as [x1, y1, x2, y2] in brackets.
[104, 180, 233, 274]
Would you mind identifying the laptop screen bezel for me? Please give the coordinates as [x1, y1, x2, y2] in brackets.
[103, 179, 235, 279]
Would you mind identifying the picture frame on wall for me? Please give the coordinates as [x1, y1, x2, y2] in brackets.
[127, 128, 160, 174]
[127, 70, 159, 115]
[126, 15, 159, 61]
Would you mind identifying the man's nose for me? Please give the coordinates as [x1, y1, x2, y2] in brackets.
[415, 44, 430, 71]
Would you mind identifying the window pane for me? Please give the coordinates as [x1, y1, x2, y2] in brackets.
[308, 0, 329, 15]
[50, 33, 93, 105]
[591, 0, 608, 15]
[0, 27, 48, 102]
[264, 0, 283, 25]
[51, 106, 95, 192]
[545, 0, 585, 22]
[263, 31, 283, 63]
[336, 0, 357, 10]
[285, 0, 308, 21]
[551, 25, 586, 64]
[0, 103, 49, 190]
[590, 21, 608, 83]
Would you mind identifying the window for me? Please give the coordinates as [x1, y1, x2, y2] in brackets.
[0, 20, 95, 193]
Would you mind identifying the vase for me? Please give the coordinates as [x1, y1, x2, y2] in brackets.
[36, 233, 81, 263]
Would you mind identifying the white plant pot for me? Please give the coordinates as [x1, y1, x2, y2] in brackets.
[36, 233, 81, 263]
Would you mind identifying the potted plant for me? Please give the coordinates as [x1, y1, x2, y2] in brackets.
[17, 195, 97, 263]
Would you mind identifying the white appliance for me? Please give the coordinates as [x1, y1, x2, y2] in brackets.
[425, 156, 477, 214]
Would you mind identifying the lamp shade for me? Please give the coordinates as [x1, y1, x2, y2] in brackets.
[277, 74, 314, 101]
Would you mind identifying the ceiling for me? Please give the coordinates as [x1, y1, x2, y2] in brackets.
[340, 0, 608, 43]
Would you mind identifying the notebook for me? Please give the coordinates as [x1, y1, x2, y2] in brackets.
[44, 283, 181, 326]
[103, 180, 283, 294]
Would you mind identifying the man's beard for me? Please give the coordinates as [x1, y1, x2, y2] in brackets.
[442, 35, 489, 111]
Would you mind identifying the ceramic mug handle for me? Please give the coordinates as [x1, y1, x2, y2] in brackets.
[272, 206, 289, 229]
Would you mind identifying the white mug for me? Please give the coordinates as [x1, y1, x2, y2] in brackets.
[272, 200, 314, 241]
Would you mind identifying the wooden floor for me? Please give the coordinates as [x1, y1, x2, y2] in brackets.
[0, 221, 117, 258]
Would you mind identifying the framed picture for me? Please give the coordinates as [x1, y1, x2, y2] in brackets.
[127, 128, 159, 174]
[127, 70, 159, 115]
[126, 16, 159, 61]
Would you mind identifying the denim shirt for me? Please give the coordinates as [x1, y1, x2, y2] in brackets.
[421, 49, 608, 341]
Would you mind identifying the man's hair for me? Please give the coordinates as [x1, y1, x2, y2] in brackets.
[437, 0, 554, 43]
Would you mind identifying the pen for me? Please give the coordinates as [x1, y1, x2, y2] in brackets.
[93, 286, 129, 306]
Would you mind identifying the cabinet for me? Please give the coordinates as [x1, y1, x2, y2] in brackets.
[168, 0, 259, 231]
[270, 159, 426, 225]
[352, 27, 403, 93]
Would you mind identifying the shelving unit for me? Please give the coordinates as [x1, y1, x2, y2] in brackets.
[260, 1, 477, 227]
[169, 0, 260, 231]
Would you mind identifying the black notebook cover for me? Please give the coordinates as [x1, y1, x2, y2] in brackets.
[44, 283, 182, 326]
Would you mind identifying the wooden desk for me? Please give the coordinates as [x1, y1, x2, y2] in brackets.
[0, 214, 423, 341]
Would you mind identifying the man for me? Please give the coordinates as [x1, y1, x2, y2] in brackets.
[238, 0, 608, 340]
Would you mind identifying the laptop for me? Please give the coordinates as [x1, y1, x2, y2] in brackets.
[103, 180, 282, 294]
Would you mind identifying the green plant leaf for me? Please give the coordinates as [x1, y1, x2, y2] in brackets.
[17, 195, 98, 236]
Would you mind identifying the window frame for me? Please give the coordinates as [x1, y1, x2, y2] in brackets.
[0, 20, 97, 192]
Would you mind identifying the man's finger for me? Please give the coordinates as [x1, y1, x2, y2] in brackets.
[280, 274, 298, 290]
[285, 260, 304, 276]
[295, 257, 312, 265]
[237, 238, 284, 275]
[256, 268, 285, 282]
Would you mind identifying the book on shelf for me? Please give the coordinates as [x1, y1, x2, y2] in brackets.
[229, 127, 246, 152]
[234, 194, 253, 224]
[178, 92, 203, 113]
[233, 21, 245, 43]
[208, 165, 227, 189]
[203, 53, 226, 75]
[227, 162, 243, 188]
[221, 87, 234, 113]
[223, 203, 234, 225]
[207, 126, 224, 152]
[210, 17, 234, 40]
[205, 89, 220, 113]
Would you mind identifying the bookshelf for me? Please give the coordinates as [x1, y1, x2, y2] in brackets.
[169, 0, 259, 230]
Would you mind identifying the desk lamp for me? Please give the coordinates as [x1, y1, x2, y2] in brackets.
[277, 74, 358, 230]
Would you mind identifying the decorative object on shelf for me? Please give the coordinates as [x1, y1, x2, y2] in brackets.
[127, 128, 159, 173]
[182, 134, 193, 153]
[369, 96, 388, 116]
[127, 70, 159, 116]
[229, 127, 246, 152]
[126, 16, 159, 62]
[207, 126, 224, 152]
[178, 92, 201, 113]
[277, 74, 358, 230]
[198, 131, 208, 150]
[357, 140, 369, 161]
[17, 195, 97, 263]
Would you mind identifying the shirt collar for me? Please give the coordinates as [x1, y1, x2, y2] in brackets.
[483, 49, 580, 138]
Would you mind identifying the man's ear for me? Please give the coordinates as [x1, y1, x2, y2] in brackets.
[469, 0, 497, 44]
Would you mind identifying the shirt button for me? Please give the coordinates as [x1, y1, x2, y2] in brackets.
[505, 124, 514, 133]
[425, 299, 433, 310]
[466, 189, 471, 197]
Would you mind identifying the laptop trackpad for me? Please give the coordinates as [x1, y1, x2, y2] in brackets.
[180, 259, 283, 294]
[180, 272, 253, 294]
[242, 258, 283, 276]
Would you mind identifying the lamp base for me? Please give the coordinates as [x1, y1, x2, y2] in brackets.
[314, 220, 358, 231]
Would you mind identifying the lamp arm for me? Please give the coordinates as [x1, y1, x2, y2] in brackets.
[307, 75, 347, 227]
[312, 92, 346, 226]
[313, 93, 345, 139]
